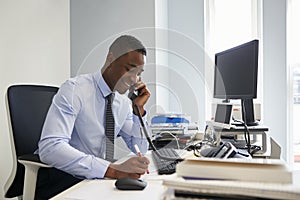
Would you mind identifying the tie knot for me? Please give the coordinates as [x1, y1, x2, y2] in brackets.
[107, 93, 115, 103]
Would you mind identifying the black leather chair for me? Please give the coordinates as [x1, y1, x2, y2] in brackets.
[4, 85, 58, 200]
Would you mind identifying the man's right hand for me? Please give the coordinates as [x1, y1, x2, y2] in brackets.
[104, 156, 149, 179]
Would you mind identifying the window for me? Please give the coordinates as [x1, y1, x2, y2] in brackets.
[208, 0, 259, 53]
[205, 0, 261, 113]
[288, 0, 300, 165]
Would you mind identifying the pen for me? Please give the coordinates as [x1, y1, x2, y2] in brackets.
[134, 144, 149, 174]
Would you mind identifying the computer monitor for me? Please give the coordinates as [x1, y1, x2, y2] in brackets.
[213, 40, 259, 126]
[211, 104, 234, 129]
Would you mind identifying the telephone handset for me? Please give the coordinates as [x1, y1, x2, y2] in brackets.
[128, 84, 138, 101]
[128, 83, 183, 162]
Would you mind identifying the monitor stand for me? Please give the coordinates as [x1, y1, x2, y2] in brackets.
[241, 99, 259, 126]
[222, 99, 230, 103]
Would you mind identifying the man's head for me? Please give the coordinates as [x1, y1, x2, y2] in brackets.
[102, 35, 147, 94]
[109, 35, 146, 60]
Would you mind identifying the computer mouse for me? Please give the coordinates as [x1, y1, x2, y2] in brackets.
[115, 177, 147, 190]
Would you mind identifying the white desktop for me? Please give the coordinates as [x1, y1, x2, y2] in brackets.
[51, 150, 300, 200]
[50, 152, 174, 200]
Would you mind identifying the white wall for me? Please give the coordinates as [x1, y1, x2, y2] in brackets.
[167, 0, 206, 129]
[0, 0, 70, 199]
[262, 0, 288, 160]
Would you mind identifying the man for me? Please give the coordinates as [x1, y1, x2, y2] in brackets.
[36, 35, 150, 199]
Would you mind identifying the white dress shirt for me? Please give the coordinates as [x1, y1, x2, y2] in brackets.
[38, 70, 149, 179]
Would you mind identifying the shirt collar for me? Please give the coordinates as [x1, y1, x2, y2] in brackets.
[93, 70, 112, 98]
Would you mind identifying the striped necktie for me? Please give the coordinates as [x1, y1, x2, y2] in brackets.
[105, 93, 115, 162]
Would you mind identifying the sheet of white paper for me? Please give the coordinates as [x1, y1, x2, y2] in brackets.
[62, 180, 165, 200]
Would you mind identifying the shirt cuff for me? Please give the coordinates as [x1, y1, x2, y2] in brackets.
[88, 157, 111, 179]
[132, 110, 147, 125]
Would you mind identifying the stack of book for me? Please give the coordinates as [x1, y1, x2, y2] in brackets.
[162, 158, 300, 199]
[176, 158, 292, 183]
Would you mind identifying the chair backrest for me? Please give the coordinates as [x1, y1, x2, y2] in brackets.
[4, 85, 58, 198]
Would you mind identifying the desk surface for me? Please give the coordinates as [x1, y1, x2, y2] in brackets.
[51, 171, 300, 200]
[51, 179, 166, 200]
[50, 151, 178, 200]
[51, 151, 300, 200]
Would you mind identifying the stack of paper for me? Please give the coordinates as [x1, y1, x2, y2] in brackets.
[163, 178, 300, 200]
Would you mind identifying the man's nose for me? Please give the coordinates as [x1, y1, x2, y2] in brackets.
[129, 74, 140, 85]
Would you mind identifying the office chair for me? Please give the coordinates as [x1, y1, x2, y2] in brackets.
[4, 85, 59, 200]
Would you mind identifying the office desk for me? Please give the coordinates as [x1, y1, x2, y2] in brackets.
[50, 151, 178, 200]
[51, 151, 300, 200]
[51, 168, 300, 200]
[50, 179, 166, 200]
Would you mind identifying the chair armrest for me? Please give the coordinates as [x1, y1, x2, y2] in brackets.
[18, 154, 51, 168]
[18, 154, 52, 200]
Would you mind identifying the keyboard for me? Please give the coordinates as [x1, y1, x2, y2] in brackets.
[151, 148, 182, 175]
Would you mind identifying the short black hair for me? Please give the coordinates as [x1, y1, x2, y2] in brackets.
[109, 35, 147, 59]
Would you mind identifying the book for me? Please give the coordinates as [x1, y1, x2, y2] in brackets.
[163, 178, 300, 200]
[176, 158, 292, 184]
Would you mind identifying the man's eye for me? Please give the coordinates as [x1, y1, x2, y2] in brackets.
[125, 67, 132, 72]
[125, 69, 135, 75]
[128, 68, 137, 73]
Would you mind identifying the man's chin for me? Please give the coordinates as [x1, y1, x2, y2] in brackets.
[115, 82, 130, 95]
[118, 90, 127, 95]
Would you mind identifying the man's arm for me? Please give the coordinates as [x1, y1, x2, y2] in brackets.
[39, 81, 149, 179]
[38, 81, 111, 179]
[119, 111, 149, 154]
[119, 80, 150, 153]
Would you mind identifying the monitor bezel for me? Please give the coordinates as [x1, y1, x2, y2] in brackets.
[213, 39, 259, 100]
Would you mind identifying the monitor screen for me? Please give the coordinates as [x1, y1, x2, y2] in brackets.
[213, 40, 259, 100]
